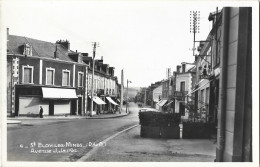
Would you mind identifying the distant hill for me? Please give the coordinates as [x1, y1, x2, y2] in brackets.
[124, 87, 140, 99]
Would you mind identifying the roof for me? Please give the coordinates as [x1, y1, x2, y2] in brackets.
[7, 35, 75, 62]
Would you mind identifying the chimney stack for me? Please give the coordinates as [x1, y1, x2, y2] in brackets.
[176, 65, 181, 73]
[7, 28, 9, 36]
[182, 63, 186, 73]
[56, 39, 70, 51]
[54, 45, 59, 59]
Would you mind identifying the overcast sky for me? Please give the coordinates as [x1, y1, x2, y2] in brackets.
[2, 0, 248, 87]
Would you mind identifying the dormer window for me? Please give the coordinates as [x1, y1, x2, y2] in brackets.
[23, 43, 32, 56]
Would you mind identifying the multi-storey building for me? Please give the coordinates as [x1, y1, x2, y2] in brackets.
[7, 33, 88, 116]
[173, 64, 196, 120]
[7, 31, 120, 117]
[190, 7, 252, 161]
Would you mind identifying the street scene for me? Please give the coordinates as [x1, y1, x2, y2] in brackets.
[1, 0, 258, 166]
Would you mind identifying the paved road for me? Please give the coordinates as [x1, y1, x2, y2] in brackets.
[7, 102, 139, 162]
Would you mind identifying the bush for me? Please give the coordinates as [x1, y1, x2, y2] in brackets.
[182, 122, 216, 139]
[141, 126, 180, 139]
[139, 112, 180, 127]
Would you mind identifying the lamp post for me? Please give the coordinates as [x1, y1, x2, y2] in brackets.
[90, 42, 98, 117]
[126, 79, 132, 113]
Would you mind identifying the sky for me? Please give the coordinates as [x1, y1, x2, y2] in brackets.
[1, 0, 247, 87]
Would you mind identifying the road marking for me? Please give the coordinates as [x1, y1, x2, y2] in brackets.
[77, 124, 140, 162]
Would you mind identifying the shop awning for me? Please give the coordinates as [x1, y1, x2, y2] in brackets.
[42, 87, 78, 99]
[165, 100, 173, 106]
[157, 100, 168, 107]
[106, 97, 118, 105]
[187, 78, 215, 96]
[89, 96, 106, 105]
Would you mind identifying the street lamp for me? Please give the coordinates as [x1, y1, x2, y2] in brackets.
[126, 79, 132, 113]
[90, 42, 99, 117]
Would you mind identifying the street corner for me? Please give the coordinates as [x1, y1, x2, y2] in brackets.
[7, 120, 22, 124]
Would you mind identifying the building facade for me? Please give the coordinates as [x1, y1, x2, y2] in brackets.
[7, 34, 88, 116]
[174, 64, 196, 120]
[7, 32, 120, 117]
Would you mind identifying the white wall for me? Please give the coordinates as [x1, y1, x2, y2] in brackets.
[54, 100, 70, 115]
[19, 97, 49, 115]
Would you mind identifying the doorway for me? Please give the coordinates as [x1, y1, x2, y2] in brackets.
[78, 97, 82, 115]
[49, 101, 54, 115]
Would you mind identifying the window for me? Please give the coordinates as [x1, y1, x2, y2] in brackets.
[23, 65, 34, 83]
[179, 103, 185, 116]
[206, 88, 210, 104]
[46, 68, 55, 85]
[23, 44, 32, 56]
[201, 89, 205, 103]
[62, 70, 70, 86]
[78, 72, 84, 87]
[180, 81, 185, 92]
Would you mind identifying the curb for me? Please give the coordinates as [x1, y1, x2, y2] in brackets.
[7, 120, 22, 124]
[7, 111, 130, 120]
[85, 111, 130, 119]
[77, 124, 140, 162]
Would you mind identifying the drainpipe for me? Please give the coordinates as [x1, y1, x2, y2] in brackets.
[217, 7, 230, 162]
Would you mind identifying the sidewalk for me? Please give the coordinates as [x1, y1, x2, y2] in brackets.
[84, 125, 216, 162]
[7, 108, 129, 121]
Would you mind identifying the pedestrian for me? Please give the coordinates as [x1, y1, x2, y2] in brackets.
[39, 106, 43, 118]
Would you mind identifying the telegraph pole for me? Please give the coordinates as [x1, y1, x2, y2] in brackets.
[190, 11, 200, 56]
[120, 69, 124, 114]
[90, 42, 97, 117]
[126, 79, 132, 113]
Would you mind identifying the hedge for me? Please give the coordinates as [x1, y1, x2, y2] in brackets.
[139, 112, 180, 127]
[141, 126, 180, 139]
[182, 122, 216, 139]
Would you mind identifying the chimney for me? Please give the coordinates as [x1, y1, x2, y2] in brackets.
[54, 45, 59, 59]
[182, 63, 186, 73]
[78, 53, 83, 63]
[7, 28, 9, 36]
[101, 56, 103, 60]
[56, 39, 70, 51]
[176, 65, 181, 73]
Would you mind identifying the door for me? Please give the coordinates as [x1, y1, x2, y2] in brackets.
[78, 97, 82, 115]
[49, 101, 54, 115]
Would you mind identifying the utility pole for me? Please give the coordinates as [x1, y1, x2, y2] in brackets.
[190, 11, 200, 56]
[90, 42, 98, 117]
[126, 79, 132, 113]
[144, 88, 146, 106]
[120, 69, 124, 114]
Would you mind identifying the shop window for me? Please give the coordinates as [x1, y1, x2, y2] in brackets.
[46, 68, 55, 85]
[22, 65, 34, 84]
[62, 69, 70, 86]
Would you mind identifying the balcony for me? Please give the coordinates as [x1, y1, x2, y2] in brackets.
[97, 89, 104, 96]
[173, 91, 188, 101]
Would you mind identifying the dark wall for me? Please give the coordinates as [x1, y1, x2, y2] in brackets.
[19, 57, 40, 84]
[42, 60, 73, 86]
[75, 65, 86, 88]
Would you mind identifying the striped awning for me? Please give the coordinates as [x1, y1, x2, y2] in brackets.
[106, 97, 118, 105]
[89, 96, 106, 105]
